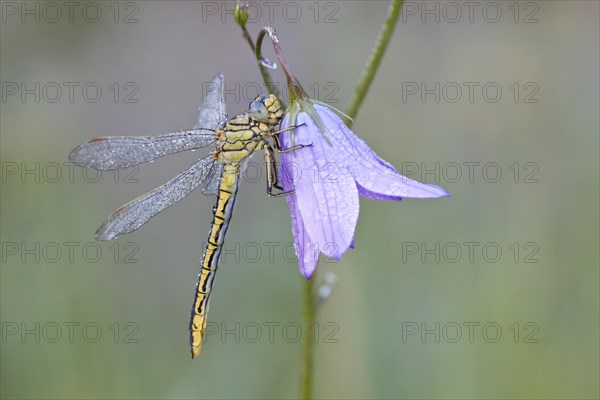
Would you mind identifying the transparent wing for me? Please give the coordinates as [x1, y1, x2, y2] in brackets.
[201, 154, 254, 196]
[68, 129, 216, 170]
[196, 73, 227, 130]
[69, 73, 227, 171]
[201, 161, 223, 196]
[95, 155, 221, 240]
[240, 153, 255, 180]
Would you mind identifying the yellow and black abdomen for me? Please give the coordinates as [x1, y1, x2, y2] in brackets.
[189, 109, 274, 358]
[189, 163, 241, 358]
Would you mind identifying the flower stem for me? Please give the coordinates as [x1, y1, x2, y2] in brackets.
[238, 25, 283, 104]
[302, 277, 315, 400]
[345, 0, 404, 127]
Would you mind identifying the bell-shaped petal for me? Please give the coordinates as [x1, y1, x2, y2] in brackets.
[279, 103, 450, 279]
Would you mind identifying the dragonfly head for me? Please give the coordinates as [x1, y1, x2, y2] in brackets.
[249, 94, 283, 125]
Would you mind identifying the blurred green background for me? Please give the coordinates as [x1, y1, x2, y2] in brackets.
[1, 1, 598, 399]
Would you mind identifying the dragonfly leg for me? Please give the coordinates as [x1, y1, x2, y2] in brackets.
[272, 133, 313, 153]
[279, 143, 312, 153]
[270, 123, 306, 137]
[270, 123, 313, 153]
[263, 143, 295, 197]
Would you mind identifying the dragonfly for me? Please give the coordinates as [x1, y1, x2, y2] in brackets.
[68, 74, 306, 358]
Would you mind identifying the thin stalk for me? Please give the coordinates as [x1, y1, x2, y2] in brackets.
[302, 277, 315, 400]
[239, 25, 282, 102]
[345, 0, 404, 127]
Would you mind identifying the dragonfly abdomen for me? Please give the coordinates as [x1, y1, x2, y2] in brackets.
[189, 163, 241, 358]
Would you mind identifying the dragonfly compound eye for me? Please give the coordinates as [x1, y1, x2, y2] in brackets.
[249, 99, 270, 122]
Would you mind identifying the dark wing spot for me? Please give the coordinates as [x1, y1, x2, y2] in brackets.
[89, 137, 108, 143]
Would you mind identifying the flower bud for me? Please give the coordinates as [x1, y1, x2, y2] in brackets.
[234, 1, 249, 27]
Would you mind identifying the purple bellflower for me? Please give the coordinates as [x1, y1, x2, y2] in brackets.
[279, 102, 450, 279]
[256, 27, 450, 279]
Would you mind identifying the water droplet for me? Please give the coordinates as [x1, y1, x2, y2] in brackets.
[259, 58, 277, 70]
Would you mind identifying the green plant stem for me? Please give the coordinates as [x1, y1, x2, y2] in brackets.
[239, 25, 282, 102]
[345, 0, 404, 127]
[302, 277, 315, 400]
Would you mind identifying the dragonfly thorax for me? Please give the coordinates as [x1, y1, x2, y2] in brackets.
[216, 94, 283, 164]
[216, 116, 268, 163]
